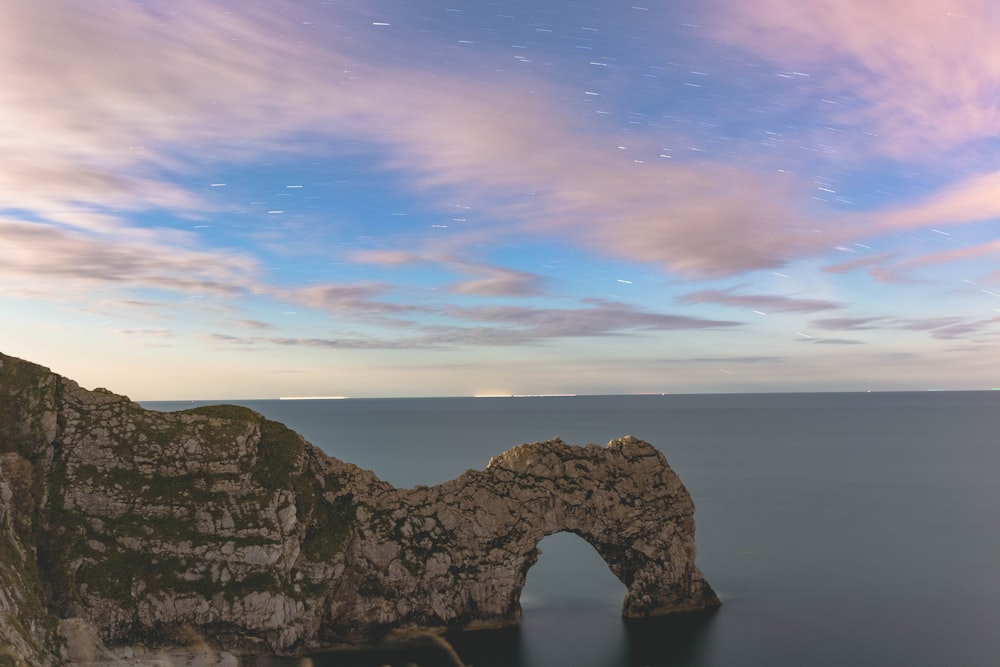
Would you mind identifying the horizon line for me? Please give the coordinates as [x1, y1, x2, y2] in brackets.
[135, 387, 1000, 403]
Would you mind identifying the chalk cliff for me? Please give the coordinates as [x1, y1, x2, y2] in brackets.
[0, 352, 719, 663]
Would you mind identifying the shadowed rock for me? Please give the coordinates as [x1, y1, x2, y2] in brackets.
[0, 352, 718, 663]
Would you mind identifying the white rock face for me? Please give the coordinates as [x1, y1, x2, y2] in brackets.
[0, 352, 719, 664]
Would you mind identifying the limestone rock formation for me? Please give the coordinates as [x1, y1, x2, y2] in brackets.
[0, 352, 719, 663]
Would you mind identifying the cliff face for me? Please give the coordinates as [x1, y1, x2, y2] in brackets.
[0, 352, 718, 663]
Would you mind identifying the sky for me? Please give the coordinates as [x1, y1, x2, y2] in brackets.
[3, 0, 1000, 399]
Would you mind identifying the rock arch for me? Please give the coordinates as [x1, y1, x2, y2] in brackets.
[499, 437, 718, 620]
[0, 352, 718, 657]
[335, 436, 720, 637]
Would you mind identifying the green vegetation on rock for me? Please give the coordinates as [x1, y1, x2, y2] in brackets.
[302, 493, 355, 561]
[0, 355, 56, 461]
[254, 419, 305, 490]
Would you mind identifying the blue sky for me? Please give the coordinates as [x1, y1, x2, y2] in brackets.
[3, 1, 1000, 399]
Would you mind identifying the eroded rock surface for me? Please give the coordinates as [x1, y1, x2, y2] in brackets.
[0, 352, 718, 663]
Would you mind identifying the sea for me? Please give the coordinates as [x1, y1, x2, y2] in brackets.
[140, 392, 1000, 666]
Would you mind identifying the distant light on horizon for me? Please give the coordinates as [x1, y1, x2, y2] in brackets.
[279, 396, 350, 401]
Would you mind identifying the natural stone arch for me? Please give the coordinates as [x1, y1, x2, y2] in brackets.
[0, 352, 719, 657]
[490, 437, 718, 620]
[336, 436, 720, 637]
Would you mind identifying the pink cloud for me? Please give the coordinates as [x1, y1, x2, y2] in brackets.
[823, 252, 896, 275]
[709, 0, 1000, 159]
[825, 234, 1000, 283]
[812, 317, 885, 331]
[822, 171, 1000, 281]
[350, 250, 425, 267]
[204, 298, 742, 350]
[875, 171, 1000, 230]
[812, 314, 1000, 341]
[0, 219, 257, 297]
[363, 77, 828, 277]
[285, 283, 421, 324]
[874, 240, 1000, 282]
[448, 268, 546, 298]
[351, 250, 547, 297]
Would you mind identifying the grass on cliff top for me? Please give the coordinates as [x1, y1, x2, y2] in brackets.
[182, 404, 260, 422]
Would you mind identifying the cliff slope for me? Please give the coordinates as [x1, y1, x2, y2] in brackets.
[0, 352, 718, 663]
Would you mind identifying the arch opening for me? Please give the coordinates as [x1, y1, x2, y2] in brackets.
[516, 532, 631, 667]
[519, 531, 628, 613]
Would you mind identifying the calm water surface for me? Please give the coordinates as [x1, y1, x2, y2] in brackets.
[143, 392, 1000, 666]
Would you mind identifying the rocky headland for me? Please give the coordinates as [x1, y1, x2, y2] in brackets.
[0, 351, 719, 665]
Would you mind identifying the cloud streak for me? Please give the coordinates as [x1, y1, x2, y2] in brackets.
[0, 219, 257, 297]
[677, 288, 841, 313]
[352, 251, 548, 298]
[448, 268, 547, 298]
[813, 315, 1000, 341]
[206, 298, 740, 350]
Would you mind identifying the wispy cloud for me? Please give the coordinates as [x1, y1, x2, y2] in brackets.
[876, 172, 1000, 230]
[114, 328, 174, 338]
[677, 287, 841, 313]
[824, 253, 896, 276]
[283, 283, 427, 330]
[448, 267, 546, 298]
[205, 298, 740, 350]
[658, 355, 785, 365]
[813, 314, 1000, 341]
[236, 319, 277, 331]
[866, 238, 1000, 284]
[113, 327, 176, 348]
[443, 299, 740, 339]
[899, 317, 1000, 341]
[353, 250, 548, 298]
[0, 219, 257, 297]
[811, 317, 883, 331]
[822, 184, 1000, 282]
[798, 337, 864, 346]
